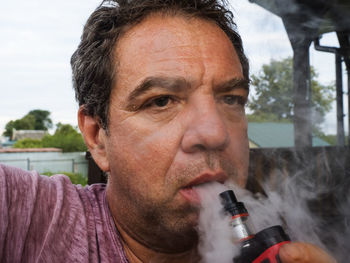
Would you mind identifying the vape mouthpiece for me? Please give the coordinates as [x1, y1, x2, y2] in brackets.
[219, 190, 248, 216]
[220, 190, 238, 204]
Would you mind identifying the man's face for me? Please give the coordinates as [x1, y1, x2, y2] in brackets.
[104, 14, 249, 251]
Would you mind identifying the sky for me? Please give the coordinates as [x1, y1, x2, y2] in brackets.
[0, 0, 348, 135]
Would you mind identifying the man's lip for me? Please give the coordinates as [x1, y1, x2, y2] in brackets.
[179, 172, 228, 204]
[184, 171, 228, 188]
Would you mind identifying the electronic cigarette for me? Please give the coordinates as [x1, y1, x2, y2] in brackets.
[220, 190, 291, 263]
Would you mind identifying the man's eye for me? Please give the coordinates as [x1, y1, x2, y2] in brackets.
[139, 95, 177, 111]
[153, 96, 170, 107]
[223, 95, 246, 106]
[142, 96, 175, 109]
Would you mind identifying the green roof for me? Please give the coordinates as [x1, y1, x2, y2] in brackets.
[248, 122, 330, 148]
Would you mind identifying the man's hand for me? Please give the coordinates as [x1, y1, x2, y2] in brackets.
[279, 242, 337, 263]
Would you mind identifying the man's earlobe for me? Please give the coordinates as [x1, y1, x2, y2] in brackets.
[78, 106, 110, 172]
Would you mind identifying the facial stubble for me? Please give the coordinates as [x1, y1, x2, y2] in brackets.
[111, 153, 241, 253]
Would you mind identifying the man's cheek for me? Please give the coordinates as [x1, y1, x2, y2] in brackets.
[139, 129, 181, 161]
[227, 137, 249, 185]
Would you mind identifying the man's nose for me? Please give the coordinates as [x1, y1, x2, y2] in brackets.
[181, 98, 230, 153]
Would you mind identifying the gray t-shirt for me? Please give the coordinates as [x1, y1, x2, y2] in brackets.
[0, 164, 128, 263]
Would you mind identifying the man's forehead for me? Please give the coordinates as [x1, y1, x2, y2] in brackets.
[115, 14, 235, 60]
[120, 12, 215, 38]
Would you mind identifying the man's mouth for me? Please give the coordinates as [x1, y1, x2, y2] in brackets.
[179, 187, 201, 204]
[179, 172, 228, 204]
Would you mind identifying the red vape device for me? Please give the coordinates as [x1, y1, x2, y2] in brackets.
[220, 190, 291, 263]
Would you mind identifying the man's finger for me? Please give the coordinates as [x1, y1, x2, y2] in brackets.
[279, 242, 337, 263]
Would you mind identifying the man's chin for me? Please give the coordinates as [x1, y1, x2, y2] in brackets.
[156, 224, 199, 253]
[153, 205, 200, 252]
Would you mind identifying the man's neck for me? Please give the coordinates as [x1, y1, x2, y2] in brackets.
[115, 220, 200, 263]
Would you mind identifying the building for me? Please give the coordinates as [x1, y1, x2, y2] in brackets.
[11, 129, 47, 141]
[248, 122, 330, 148]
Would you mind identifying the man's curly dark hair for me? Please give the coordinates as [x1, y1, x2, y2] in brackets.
[71, 0, 249, 130]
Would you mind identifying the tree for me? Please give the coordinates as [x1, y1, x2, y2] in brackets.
[247, 57, 334, 129]
[41, 123, 87, 152]
[3, 109, 53, 138]
[27, 109, 53, 130]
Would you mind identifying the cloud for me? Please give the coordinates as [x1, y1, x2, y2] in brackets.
[229, 0, 292, 73]
[0, 0, 99, 133]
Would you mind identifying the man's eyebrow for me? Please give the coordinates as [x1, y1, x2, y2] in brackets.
[127, 76, 189, 102]
[215, 78, 250, 93]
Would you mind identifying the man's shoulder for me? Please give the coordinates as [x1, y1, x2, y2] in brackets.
[0, 164, 112, 262]
[0, 163, 42, 202]
[0, 163, 110, 211]
[0, 162, 109, 203]
[0, 163, 77, 199]
[0, 163, 35, 180]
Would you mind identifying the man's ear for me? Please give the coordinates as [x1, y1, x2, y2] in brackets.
[78, 106, 110, 172]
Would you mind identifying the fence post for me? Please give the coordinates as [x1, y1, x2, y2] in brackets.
[72, 159, 75, 173]
[27, 158, 30, 170]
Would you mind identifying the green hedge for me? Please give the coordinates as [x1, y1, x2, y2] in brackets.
[42, 171, 87, 186]
[13, 138, 43, 148]
[13, 123, 87, 152]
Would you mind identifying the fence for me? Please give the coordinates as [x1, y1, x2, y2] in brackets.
[0, 151, 88, 176]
